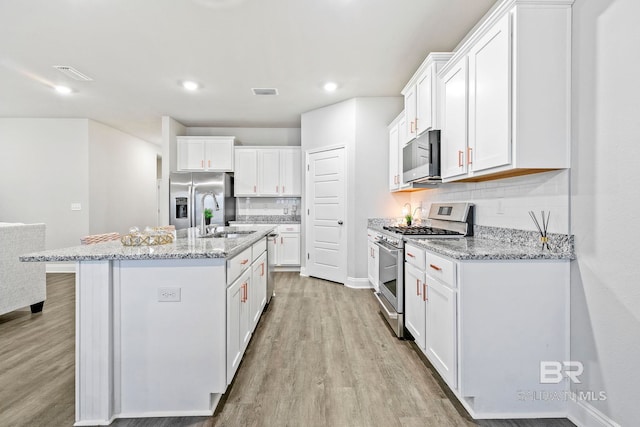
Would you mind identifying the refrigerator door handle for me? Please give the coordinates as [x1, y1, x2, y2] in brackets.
[188, 185, 194, 228]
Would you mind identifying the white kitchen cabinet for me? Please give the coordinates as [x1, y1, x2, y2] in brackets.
[277, 225, 300, 266]
[439, 1, 571, 182]
[404, 261, 426, 350]
[250, 251, 267, 331]
[403, 85, 417, 143]
[402, 53, 454, 139]
[404, 242, 569, 418]
[440, 57, 469, 180]
[366, 229, 380, 290]
[177, 136, 234, 172]
[226, 267, 251, 384]
[234, 147, 301, 197]
[424, 274, 457, 389]
[388, 119, 400, 191]
[280, 148, 302, 196]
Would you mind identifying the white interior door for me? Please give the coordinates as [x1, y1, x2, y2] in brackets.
[306, 147, 347, 284]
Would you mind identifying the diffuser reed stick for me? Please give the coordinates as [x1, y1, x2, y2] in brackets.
[529, 211, 550, 250]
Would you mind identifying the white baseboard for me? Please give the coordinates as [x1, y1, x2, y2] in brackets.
[46, 263, 75, 273]
[345, 276, 373, 289]
[568, 398, 620, 427]
[299, 267, 308, 277]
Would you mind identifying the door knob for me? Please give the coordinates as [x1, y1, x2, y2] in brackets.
[338, 220, 343, 225]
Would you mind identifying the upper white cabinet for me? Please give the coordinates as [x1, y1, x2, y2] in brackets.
[439, 0, 572, 182]
[440, 57, 469, 180]
[402, 53, 454, 143]
[177, 136, 235, 172]
[234, 147, 301, 197]
[388, 116, 400, 191]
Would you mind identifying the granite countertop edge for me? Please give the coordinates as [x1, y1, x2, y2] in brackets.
[232, 216, 301, 224]
[368, 220, 574, 261]
[20, 226, 276, 262]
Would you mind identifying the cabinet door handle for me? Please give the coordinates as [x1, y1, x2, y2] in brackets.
[410, 121, 415, 134]
[208, 160, 211, 168]
[281, 237, 283, 244]
[407, 252, 415, 258]
[415, 118, 419, 131]
[261, 263, 264, 276]
[458, 150, 464, 167]
[467, 147, 473, 165]
[201, 160, 204, 168]
[423, 283, 428, 302]
[283, 186, 285, 193]
[416, 279, 420, 296]
[253, 185, 257, 193]
[276, 185, 279, 193]
[429, 263, 442, 271]
[241, 283, 247, 302]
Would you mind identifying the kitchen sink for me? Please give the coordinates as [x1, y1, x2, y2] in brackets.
[199, 229, 256, 239]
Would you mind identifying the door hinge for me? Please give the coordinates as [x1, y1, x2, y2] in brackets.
[307, 164, 309, 171]
[307, 253, 310, 260]
[307, 209, 310, 215]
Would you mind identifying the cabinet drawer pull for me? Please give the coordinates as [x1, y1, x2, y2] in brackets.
[416, 279, 420, 296]
[240, 259, 249, 265]
[467, 147, 473, 165]
[429, 263, 442, 271]
[458, 150, 463, 167]
[407, 252, 415, 258]
[423, 283, 427, 302]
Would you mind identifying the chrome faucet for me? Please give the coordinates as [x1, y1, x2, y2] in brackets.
[200, 192, 220, 235]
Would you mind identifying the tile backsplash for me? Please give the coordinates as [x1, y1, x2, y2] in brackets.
[410, 170, 570, 234]
[237, 197, 301, 216]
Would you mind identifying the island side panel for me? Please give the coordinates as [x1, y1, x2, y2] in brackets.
[115, 258, 226, 418]
[75, 260, 115, 426]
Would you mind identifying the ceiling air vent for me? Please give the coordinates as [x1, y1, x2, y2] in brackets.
[53, 65, 93, 81]
[252, 88, 278, 96]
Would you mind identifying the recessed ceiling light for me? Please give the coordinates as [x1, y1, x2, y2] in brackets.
[323, 82, 338, 92]
[182, 81, 199, 91]
[54, 85, 72, 95]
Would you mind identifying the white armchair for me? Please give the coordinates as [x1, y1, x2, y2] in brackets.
[0, 223, 46, 315]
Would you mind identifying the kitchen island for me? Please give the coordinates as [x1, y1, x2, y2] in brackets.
[21, 226, 275, 426]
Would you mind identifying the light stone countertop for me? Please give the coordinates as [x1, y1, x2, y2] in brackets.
[232, 215, 301, 224]
[20, 225, 276, 262]
[368, 221, 574, 261]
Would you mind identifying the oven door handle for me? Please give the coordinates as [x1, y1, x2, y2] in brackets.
[374, 240, 400, 254]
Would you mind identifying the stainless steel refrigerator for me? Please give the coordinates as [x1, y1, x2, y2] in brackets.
[169, 172, 236, 230]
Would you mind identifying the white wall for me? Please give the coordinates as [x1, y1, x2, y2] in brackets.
[186, 127, 301, 146]
[0, 118, 90, 249]
[569, 0, 640, 425]
[410, 170, 570, 234]
[88, 121, 160, 234]
[301, 97, 409, 283]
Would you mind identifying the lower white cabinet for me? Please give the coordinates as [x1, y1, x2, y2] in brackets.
[403, 242, 569, 418]
[226, 238, 268, 385]
[250, 251, 267, 331]
[226, 267, 251, 384]
[367, 229, 380, 290]
[232, 223, 301, 267]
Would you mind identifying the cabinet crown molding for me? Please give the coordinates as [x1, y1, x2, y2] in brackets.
[401, 52, 454, 95]
[438, 0, 573, 77]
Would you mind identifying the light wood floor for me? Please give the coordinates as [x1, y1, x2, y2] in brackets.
[0, 273, 575, 427]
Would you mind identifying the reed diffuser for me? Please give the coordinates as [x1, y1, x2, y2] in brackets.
[529, 211, 551, 250]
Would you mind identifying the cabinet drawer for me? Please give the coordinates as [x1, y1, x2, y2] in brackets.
[252, 238, 266, 262]
[405, 243, 426, 270]
[278, 224, 300, 233]
[367, 228, 381, 242]
[425, 251, 456, 288]
[227, 247, 252, 285]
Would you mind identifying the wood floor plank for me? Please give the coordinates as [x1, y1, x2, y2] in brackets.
[0, 272, 575, 427]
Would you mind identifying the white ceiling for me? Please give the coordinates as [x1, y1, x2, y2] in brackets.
[0, 0, 497, 145]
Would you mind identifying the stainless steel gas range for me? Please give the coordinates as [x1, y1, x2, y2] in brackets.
[374, 202, 474, 338]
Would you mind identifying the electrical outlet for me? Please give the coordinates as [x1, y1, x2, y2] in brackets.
[71, 203, 82, 211]
[158, 287, 181, 302]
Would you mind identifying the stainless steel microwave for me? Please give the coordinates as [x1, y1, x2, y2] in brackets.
[402, 129, 441, 183]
